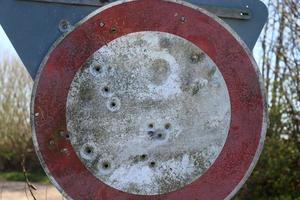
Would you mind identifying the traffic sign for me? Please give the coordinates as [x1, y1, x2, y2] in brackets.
[31, 0, 267, 199]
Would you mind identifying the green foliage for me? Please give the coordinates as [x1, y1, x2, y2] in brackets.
[0, 171, 49, 183]
[235, 135, 300, 200]
[0, 57, 34, 171]
[240, 195, 300, 200]
[234, 0, 300, 199]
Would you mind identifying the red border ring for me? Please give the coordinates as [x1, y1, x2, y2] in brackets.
[31, 0, 267, 199]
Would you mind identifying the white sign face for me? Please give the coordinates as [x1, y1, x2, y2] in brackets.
[67, 31, 231, 195]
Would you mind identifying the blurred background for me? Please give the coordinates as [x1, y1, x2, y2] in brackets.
[0, 0, 299, 199]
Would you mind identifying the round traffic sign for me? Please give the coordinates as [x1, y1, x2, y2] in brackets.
[31, 0, 267, 199]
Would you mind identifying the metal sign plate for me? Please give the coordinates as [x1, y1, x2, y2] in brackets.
[0, 0, 268, 79]
[31, 0, 267, 199]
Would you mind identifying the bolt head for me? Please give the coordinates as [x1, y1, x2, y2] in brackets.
[100, 22, 105, 27]
[180, 16, 186, 23]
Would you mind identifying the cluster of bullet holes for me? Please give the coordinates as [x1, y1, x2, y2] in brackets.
[145, 122, 172, 168]
[92, 64, 121, 112]
[135, 153, 156, 169]
[147, 122, 171, 141]
[48, 131, 71, 153]
[81, 144, 112, 174]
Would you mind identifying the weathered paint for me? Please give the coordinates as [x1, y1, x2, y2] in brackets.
[67, 31, 231, 195]
[31, 0, 267, 199]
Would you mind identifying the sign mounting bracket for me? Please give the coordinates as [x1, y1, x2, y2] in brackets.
[19, 0, 251, 20]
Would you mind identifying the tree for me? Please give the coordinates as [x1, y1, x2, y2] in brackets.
[0, 56, 35, 171]
[236, 0, 300, 199]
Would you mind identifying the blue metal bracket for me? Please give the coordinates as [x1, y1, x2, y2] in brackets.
[0, 0, 268, 79]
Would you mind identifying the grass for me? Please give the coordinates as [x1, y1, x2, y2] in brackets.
[0, 171, 49, 183]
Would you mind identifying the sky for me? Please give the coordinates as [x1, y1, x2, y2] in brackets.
[0, 25, 16, 57]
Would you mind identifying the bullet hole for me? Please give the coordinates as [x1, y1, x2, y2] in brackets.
[147, 131, 155, 137]
[101, 85, 112, 97]
[80, 144, 97, 160]
[111, 102, 116, 107]
[49, 139, 55, 146]
[65, 133, 70, 139]
[191, 54, 199, 63]
[107, 97, 121, 112]
[94, 65, 102, 73]
[140, 154, 148, 161]
[85, 146, 93, 154]
[103, 86, 110, 93]
[148, 123, 154, 128]
[148, 130, 167, 140]
[101, 161, 111, 170]
[110, 27, 118, 33]
[150, 161, 156, 168]
[60, 131, 70, 139]
[165, 123, 171, 130]
[156, 131, 166, 140]
[180, 16, 186, 23]
[190, 52, 205, 64]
